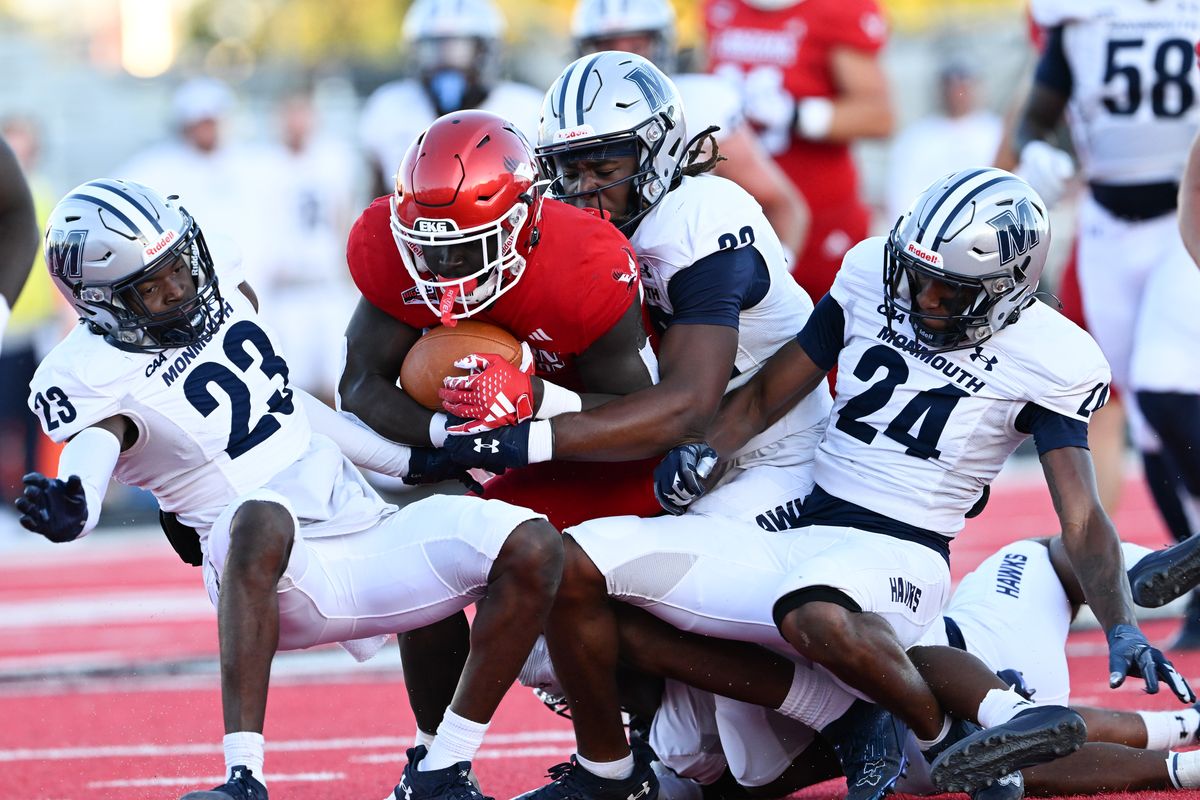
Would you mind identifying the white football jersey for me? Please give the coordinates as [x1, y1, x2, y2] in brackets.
[1043, 0, 1200, 184]
[28, 273, 388, 541]
[814, 238, 1111, 535]
[630, 174, 832, 457]
[359, 79, 545, 187]
[672, 72, 743, 144]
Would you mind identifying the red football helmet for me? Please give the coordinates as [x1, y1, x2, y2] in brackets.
[390, 110, 542, 323]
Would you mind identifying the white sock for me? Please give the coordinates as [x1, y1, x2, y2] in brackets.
[1167, 750, 1200, 788]
[421, 709, 488, 771]
[776, 663, 856, 730]
[1140, 708, 1200, 749]
[223, 731, 265, 786]
[976, 688, 1035, 728]
[577, 751, 634, 781]
[915, 715, 953, 750]
[414, 729, 437, 749]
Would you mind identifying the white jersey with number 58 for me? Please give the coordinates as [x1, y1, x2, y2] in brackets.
[813, 238, 1111, 536]
[1033, 0, 1200, 183]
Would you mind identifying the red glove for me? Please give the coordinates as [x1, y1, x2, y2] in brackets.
[440, 343, 536, 433]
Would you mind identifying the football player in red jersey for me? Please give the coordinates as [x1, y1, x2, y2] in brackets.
[341, 110, 660, 529]
[703, 0, 894, 302]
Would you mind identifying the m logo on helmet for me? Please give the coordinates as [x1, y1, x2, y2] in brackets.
[624, 66, 671, 109]
[46, 229, 87, 281]
[986, 198, 1040, 266]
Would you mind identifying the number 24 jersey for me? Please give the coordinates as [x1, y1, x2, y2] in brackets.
[811, 238, 1111, 536]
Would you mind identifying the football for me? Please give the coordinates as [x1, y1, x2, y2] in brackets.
[399, 319, 524, 411]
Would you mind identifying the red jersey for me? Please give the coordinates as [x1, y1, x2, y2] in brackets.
[704, 0, 886, 210]
[347, 196, 641, 392]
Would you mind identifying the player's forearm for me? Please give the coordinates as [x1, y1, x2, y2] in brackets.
[0, 143, 38, 304]
[58, 428, 121, 537]
[549, 383, 715, 461]
[1180, 134, 1200, 267]
[826, 95, 894, 141]
[1064, 515, 1138, 630]
[297, 389, 412, 476]
[338, 373, 438, 447]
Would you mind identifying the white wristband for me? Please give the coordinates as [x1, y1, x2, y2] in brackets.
[536, 380, 582, 420]
[528, 420, 554, 464]
[429, 413, 449, 447]
[0, 295, 10, 340]
[795, 97, 835, 140]
[58, 426, 122, 537]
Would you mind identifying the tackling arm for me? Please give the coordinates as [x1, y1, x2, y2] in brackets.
[546, 322, 738, 461]
[823, 47, 894, 141]
[557, 299, 657, 410]
[339, 297, 439, 446]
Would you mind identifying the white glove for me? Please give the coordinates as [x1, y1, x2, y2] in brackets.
[1016, 141, 1074, 208]
[742, 67, 796, 134]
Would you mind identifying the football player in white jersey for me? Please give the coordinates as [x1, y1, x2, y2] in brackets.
[358, 0, 544, 195]
[0, 135, 38, 354]
[1013, 0, 1200, 647]
[15, 179, 564, 800]
[568, 0, 809, 257]
[517, 168, 1196, 796]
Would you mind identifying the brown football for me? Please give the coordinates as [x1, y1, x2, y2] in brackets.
[399, 319, 524, 411]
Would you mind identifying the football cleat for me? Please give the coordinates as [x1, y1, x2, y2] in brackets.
[971, 770, 1024, 800]
[820, 700, 909, 800]
[929, 706, 1085, 794]
[511, 752, 658, 800]
[179, 765, 268, 799]
[388, 746, 491, 800]
[1129, 536, 1200, 608]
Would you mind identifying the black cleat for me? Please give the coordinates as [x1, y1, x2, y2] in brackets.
[929, 706, 1085, 794]
[390, 746, 491, 800]
[820, 700, 909, 800]
[179, 765, 268, 799]
[512, 752, 658, 800]
[1129, 536, 1200, 608]
[971, 771, 1024, 800]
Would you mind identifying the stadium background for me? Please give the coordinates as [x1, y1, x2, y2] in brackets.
[1, 1, 1195, 798]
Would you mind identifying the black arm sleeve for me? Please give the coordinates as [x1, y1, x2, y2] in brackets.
[666, 246, 770, 328]
[1034, 25, 1073, 96]
[794, 294, 846, 372]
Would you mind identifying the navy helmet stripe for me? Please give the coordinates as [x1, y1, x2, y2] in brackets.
[64, 193, 143, 236]
[931, 176, 1023, 250]
[914, 168, 990, 244]
[557, 61, 579, 129]
[575, 53, 605, 126]
[89, 179, 165, 234]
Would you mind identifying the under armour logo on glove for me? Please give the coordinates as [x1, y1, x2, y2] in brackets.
[654, 442, 718, 515]
[441, 344, 536, 433]
[443, 420, 532, 471]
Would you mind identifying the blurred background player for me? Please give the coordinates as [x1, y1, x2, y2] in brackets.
[1013, 0, 1200, 647]
[253, 88, 361, 406]
[0, 125, 41, 519]
[703, 0, 894, 302]
[570, 0, 809, 259]
[115, 77, 271, 282]
[885, 58, 1002, 224]
[358, 0, 544, 197]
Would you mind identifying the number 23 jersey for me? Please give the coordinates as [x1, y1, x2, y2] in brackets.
[809, 238, 1111, 536]
[28, 284, 318, 535]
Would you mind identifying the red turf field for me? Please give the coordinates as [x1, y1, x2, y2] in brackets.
[2, 471, 1199, 800]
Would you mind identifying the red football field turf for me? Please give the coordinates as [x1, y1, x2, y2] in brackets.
[2, 472, 1199, 800]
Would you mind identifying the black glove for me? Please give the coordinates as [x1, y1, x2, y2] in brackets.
[1107, 623, 1195, 702]
[405, 447, 486, 494]
[15, 473, 88, 543]
[654, 443, 718, 515]
[442, 420, 532, 472]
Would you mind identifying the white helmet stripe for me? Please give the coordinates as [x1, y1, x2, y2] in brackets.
[67, 180, 165, 237]
[912, 168, 992, 245]
[572, 53, 606, 126]
[553, 59, 580, 130]
[929, 175, 1024, 250]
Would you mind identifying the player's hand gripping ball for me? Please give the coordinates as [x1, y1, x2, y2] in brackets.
[440, 343, 536, 433]
[399, 320, 524, 410]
